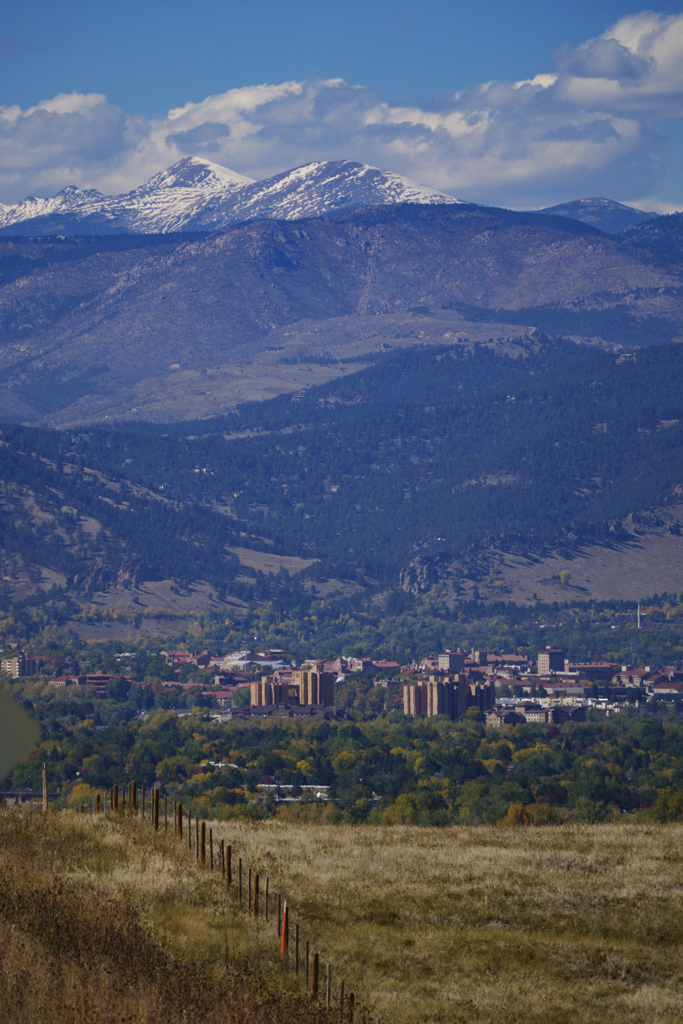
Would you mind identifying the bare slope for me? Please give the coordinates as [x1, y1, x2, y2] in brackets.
[1, 204, 682, 426]
[402, 503, 683, 607]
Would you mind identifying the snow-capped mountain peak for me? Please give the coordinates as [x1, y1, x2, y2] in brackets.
[140, 156, 254, 191]
[235, 160, 462, 220]
[0, 157, 463, 236]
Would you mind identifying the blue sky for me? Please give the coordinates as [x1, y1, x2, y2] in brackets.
[0, 0, 667, 116]
[1, 1, 683, 209]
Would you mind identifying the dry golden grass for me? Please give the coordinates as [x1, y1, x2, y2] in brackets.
[5, 807, 683, 1023]
[0, 806, 335, 1024]
[208, 818, 683, 1024]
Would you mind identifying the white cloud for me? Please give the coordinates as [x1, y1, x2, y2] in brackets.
[628, 197, 683, 215]
[1, 11, 683, 209]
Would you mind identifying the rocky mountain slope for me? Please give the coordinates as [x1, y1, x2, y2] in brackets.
[0, 157, 460, 236]
[1, 202, 682, 426]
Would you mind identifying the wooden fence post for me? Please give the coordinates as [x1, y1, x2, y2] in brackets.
[348, 992, 354, 1024]
[227, 844, 232, 884]
[42, 766, 48, 814]
[312, 952, 319, 998]
[209, 828, 213, 869]
[188, 810, 192, 850]
[132, 780, 137, 815]
[305, 940, 309, 987]
[248, 867, 252, 909]
[153, 789, 159, 831]
[340, 982, 345, 1021]
[177, 802, 183, 839]
[253, 874, 259, 918]
[280, 900, 289, 961]
[195, 816, 199, 861]
[95, 792, 101, 813]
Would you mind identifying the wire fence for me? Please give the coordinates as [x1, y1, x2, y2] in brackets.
[75, 785, 382, 1024]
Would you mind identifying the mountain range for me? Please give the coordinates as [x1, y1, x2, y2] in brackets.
[0, 155, 682, 618]
[0, 156, 654, 237]
[0, 158, 460, 236]
[1, 200, 682, 426]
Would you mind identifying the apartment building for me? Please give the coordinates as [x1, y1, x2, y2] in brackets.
[293, 670, 335, 706]
[1, 654, 38, 678]
[250, 678, 291, 706]
[403, 677, 496, 720]
[251, 670, 336, 708]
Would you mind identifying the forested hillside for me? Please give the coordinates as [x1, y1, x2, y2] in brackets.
[3, 339, 683, 605]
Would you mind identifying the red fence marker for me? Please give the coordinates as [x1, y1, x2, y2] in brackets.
[280, 900, 288, 960]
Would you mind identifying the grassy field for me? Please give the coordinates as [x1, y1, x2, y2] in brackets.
[0, 807, 329, 1024]
[2, 808, 683, 1023]
[210, 817, 683, 1024]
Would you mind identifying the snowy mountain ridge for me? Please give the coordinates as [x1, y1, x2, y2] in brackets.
[0, 157, 462, 236]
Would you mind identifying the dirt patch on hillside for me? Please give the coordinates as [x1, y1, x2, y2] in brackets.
[488, 506, 683, 603]
[227, 547, 317, 575]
